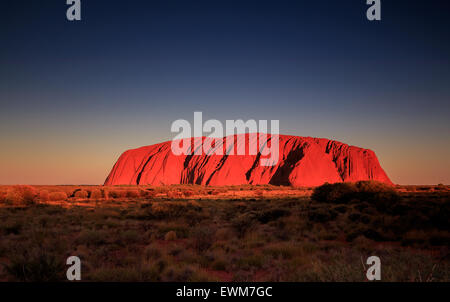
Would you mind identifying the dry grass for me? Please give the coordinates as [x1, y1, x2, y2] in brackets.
[0, 183, 448, 281]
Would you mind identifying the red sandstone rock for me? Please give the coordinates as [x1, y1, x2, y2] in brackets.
[104, 134, 392, 186]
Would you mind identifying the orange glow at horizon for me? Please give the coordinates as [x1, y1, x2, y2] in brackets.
[0, 131, 448, 186]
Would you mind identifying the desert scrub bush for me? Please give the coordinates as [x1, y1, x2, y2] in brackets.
[5, 247, 65, 281]
[255, 190, 264, 199]
[311, 182, 355, 204]
[144, 243, 162, 260]
[88, 264, 165, 282]
[257, 208, 290, 224]
[346, 226, 385, 242]
[211, 259, 228, 271]
[231, 212, 257, 238]
[235, 254, 265, 270]
[164, 230, 177, 241]
[139, 189, 156, 199]
[183, 209, 207, 225]
[311, 181, 400, 209]
[191, 226, 216, 253]
[48, 191, 67, 201]
[76, 229, 108, 246]
[74, 190, 89, 199]
[4, 185, 38, 205]
[348, 212, 361, 222]
[125, 189, 140, 198]
[232, 270, 253, 282]
[307, 206, 337, 223]
[351, 235, 375, 252]
[184, 190, 196, 197]
[0, 188, 6, 202]
[427, 230, 450, 246]
[333, 205, 349, 213]
[401, 230, 428, 247]
[146, 202, 191, 219]
[1, 218, 24, 235]
[18, 185, 38, 203]
[215, 227, 233, 241]
[288, 255, 365, 282]
[90, 189, 103, 199]
[108, 189, 127, 199]
[102, 188, 110, 199]
[435, 183, 447, 191]
[39, 190, 49, 202]
[119, 229, 141, 244]
[262, 242, 302, 260]
[166, 190, 183, 199]
[162, 264, 216, 282]
[158, 224, 190, 239]
[316, 225, 339, 240]
[4, 189, 21, 204]
[88, 267, 141, 282]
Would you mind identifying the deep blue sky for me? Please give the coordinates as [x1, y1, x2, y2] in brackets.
[0, 0, 449, 184]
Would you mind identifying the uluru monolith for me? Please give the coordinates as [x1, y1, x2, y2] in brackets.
[104, 134, 392, 186]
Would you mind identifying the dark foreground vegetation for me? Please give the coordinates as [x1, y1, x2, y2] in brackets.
[0, 182, 448, 281]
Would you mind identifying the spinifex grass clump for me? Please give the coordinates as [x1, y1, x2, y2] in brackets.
[311, 181, 400, 210]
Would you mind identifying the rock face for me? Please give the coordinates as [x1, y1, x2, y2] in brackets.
[104, 134, 392, 186]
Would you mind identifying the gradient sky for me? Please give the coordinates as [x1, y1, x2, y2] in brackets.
[0, 0, 449, 185]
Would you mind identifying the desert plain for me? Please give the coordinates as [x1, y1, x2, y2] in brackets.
[0, 182, 448, 282]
